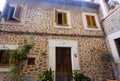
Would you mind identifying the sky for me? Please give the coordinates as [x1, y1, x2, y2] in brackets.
[0, 0, 120, 11]
[0, 0, 6, 11]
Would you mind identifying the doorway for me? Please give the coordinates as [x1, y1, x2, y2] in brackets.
[115, 38, 120, 57]
[56, 47, 72, 81]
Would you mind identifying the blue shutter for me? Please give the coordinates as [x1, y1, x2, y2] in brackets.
[0, 11, 2, 21]
[2, 3, 11, 20]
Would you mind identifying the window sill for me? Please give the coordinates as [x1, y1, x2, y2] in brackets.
[0, 67, 10, 72]
[0, 19, 25, 26]
[84, 26, 101, 31]
[54, 23, 71, 29]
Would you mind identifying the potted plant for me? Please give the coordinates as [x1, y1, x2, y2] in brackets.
[72, 72, 91, 81]
[100, 52, 114, 62]
[39, 68, 54, 81]
[110, 5, 115, 10]
[100, 52, 118, 81]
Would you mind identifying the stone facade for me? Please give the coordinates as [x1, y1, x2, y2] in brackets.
[0, 0, 114, 81]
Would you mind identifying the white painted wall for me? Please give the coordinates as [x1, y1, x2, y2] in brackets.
[48, 39, 80, 71]
[108, 31, 120, 63]
[100, 0, 109, 18]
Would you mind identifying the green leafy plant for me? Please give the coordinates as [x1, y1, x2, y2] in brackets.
[39, 68, 54, 81]
[100, 52, 114, 62]
[7, 39, 33, 67]
[6, 38, 34, 81]
[72, 72, 91, 81]
[110, 5, 115, 9]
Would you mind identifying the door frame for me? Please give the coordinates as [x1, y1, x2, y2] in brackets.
[48, 39, 80, 71]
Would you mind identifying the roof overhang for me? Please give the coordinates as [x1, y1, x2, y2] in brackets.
[42, 0, 100, 9]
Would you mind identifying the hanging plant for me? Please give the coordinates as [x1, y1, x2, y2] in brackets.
[100, 52, 114, 62]
[110, 5, 115, 9]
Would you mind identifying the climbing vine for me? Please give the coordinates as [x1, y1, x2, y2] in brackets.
[7, 38, 34, 81]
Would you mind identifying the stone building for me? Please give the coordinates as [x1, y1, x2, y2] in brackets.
[101, 0, 120, 80]
[0, 0, 116, 81]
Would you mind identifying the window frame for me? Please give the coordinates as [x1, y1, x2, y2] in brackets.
[54, 9, 71, 29]
[27, 57, 35, 65]
[0, 45, 18, 72]
[115, 38, 120, 57]
[82, 12, 101, 30]
[0, 50, 9, 66]
[0, 3, 27, 25]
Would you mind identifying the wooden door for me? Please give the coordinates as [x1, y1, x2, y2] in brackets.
[56, 47, 72, 81]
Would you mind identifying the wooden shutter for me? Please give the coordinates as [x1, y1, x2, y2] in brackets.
[55, 10, 58, 24]
[91, 16, 97, 28]
[62, 13, 68, 25]
[86, 15, 91, 27]
[2, 3, 11, 20]
[9, 58, 17, 66]
[13, 4, 23, 22]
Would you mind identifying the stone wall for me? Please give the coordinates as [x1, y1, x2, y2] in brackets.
[0, 33, 114, 81]
[0, 0, 103, 36]
[0, 0, 114, 81]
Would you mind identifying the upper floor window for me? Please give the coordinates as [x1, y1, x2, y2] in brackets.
[86, 15, 97, 28]
[54, 9, 71, 29]
[82, 12, 101, 30]
[3, 3, 23, 22]
[55, 10, 68, 25]
[0, 2, 27, 25]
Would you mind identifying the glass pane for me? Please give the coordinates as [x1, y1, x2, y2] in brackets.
[58, 12, 62, 25]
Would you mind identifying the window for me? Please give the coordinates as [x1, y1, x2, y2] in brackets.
[115, 38, 120, 57]
[55, 10, 68, 25]
[0, 50, 16, 66]
[86, 15, 97, 28]
[0, 50, 9, 65]
[54, 9, 71, 28]
[27, 57, 35, 65]
[2, 3, 23, 22]
[82, 12, 101, 30]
